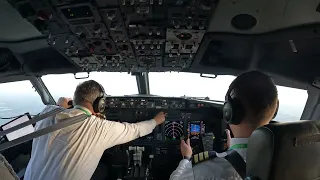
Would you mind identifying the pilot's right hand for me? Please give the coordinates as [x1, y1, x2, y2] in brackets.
[181, 139, 193, 158]
[153, 112, 166, 125]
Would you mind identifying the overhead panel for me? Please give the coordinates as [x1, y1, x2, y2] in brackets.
[7, 0, 219, 72]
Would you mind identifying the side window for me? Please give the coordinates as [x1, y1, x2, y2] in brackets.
[0, 80, 45, 125]
[275, 86, 308, 122]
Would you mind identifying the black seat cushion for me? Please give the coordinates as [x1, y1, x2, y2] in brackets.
[246, 120, 320, 180]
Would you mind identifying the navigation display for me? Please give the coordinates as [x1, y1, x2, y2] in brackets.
[1, 115, 34, 141]
[165, 121, 184, 140]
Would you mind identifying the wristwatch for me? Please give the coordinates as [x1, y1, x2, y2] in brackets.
[183, 156, 192, 162]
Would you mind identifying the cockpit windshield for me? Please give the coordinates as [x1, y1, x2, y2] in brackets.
[40, 72, 308, 122]
[149, 72, 234, 101]
[42, 72, 138, 100]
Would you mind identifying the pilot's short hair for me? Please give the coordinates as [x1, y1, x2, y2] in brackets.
[73, 80, 102, 105]
[231, 70, 278, 124]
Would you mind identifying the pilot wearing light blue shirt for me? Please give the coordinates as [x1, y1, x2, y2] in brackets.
[170, 71, 279, 180]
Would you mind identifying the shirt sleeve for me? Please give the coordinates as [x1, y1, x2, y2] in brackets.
[96, 118, 157, 149]
[169, 159, 194, 180]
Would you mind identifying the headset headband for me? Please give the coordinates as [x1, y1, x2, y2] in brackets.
[225, 80, 236, 101]
[96, 82, 105, 97]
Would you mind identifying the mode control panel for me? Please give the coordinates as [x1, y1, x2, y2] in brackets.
[105, 97, 187, 109]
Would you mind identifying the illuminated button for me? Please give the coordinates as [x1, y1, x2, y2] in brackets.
[199, 152, 204, 161]
[204, 151, 209, 159]
[193, 154, 199, 163]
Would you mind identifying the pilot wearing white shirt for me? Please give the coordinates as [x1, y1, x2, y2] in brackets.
[170, 71, 279, 180]
[24, 80, 166, 180]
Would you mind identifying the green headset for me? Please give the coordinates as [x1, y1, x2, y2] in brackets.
[223, 81, 279, 125]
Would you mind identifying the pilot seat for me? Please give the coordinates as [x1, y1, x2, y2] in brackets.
[245, 120, 320, 180]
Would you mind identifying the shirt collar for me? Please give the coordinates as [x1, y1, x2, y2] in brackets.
[230, 138, 248, 149]
[74, 105, 92, 116]
[229, 138, 248, 161]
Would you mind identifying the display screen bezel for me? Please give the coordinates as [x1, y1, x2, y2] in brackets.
[0, 113, 34, 142]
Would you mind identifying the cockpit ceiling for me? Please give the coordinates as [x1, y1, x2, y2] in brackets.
[1, 0, 320, 87]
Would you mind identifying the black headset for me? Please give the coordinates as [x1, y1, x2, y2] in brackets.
[92, 82, 106, 114]
[223, 82, 279, 125]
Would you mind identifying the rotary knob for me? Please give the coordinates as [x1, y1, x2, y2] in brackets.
[198, 21, 205, 30]
[173, 20, 180, 29]
[75, 26, 84, 36]
[93, 24, 102, 34]
[107, 11, 115, 20]
[186, 21, 193, 29]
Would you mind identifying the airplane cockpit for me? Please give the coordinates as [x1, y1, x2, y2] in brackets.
[1, 0, 320, 179]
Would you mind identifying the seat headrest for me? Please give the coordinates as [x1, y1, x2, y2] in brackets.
[246, 120, 320, 180]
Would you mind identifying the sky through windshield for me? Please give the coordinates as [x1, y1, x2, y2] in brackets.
[41, 72, 138, 100]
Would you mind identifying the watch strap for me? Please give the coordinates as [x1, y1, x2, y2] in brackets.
[183, 156, 192, 161]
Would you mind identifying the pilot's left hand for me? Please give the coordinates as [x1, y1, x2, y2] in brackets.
[57, 97, 73, 109]
[180, 138, 193, 158]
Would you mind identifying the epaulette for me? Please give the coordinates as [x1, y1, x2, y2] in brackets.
[192, 151, 217, 165]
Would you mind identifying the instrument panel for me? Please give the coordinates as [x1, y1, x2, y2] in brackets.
[103, 96, 224, 179]
[104, 96, 223, 146]
[8, 0, 219, 72]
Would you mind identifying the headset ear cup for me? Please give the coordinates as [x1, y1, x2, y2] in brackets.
[98, 98, 106, 113]
[223, 99, 244, 125]
[231, 99, 245, 125]
[223, 102, 233, 124]
[93, 97, 106, 113]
